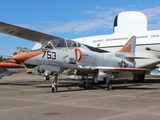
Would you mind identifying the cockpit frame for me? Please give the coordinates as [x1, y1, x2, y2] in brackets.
[42, 38, 81, 50]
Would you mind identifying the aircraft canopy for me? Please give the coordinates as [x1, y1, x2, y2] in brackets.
[42, 38, 81, 49]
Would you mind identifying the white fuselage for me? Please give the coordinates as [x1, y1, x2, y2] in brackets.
[24, 48, 134, 72]
[73, 30, 160, 68]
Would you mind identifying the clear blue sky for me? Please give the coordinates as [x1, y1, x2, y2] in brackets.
[0, 0, 160, 54]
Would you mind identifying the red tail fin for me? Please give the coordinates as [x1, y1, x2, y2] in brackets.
[117, 36, 136, 53]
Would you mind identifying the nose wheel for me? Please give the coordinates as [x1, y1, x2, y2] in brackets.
[52, 84, 58, 93]
[52, 73, 58, 93]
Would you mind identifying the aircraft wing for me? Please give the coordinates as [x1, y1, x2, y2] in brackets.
[0, 21, 111, 53]
[125, 56, 150, 59]
[84, 66, 149, 72]
[113, 67, 149, 72]
[83, 44, 110, 53]
[83, 66, 149, 78]
[0, 22, 62, 44]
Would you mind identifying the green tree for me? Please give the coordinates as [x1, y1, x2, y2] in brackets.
[0, 56, 10, 62]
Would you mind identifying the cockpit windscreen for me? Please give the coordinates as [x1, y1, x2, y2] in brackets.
[42, 38, 82, 50]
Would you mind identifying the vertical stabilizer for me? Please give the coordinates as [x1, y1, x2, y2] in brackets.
[117, 36, 136, 55]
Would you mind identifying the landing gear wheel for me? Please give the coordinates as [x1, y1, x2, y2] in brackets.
[52, 85, 58, 93]
[133, 75, 139, 81]
[52, 87, 55, 93]
[108, 83, 112, 90]
[139, 74, 145, 82]
[52, 73, 58, 93]
[105, 83, 113, 90]
[105, 78, 113, 91]
[92, 77, 99, 84]
[133, 74, 145, 82]
[43, 75, 50, 81]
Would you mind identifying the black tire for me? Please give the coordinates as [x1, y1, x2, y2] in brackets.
[92, 77, 99, 84]
[52, 87, 58, 93]
[44, 76, 50, 81]
[133, 74, 145, 82]
[52, 87, 55, 93]
[108, 83, 112, 90]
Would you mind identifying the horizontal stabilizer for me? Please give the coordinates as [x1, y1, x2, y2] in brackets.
[84, 44, 110, 53]
[125, 56, 150, 59]
[83, 66, 149, 72]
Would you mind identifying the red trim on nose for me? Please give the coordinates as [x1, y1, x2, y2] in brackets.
[12, 51, 43, 62]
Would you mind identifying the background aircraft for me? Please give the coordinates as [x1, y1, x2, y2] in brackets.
[0, 54, 51, 80]
[146, 47, 160, 76]
[149, 64, 160, 77]
[0, 57, 24, 79]
[73, 11, 160, 69]
[12, 36, 149, 92]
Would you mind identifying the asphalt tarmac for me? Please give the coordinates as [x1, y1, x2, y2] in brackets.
[0, 74, 160, 120]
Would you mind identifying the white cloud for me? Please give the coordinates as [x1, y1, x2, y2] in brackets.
[148, 21, 160, 30]
[95, 6, 106, 10]
[44, 19, 106, 33]
[139, 6, 160, 30]
[43, 7, 124, 34]
[140, 6, 160, 21]
[41, 6, 160, 34]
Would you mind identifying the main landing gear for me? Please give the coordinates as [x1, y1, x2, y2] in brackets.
[133, 74, 145, 82]
[105, 78, 112, 90]
[51, 74, 113, 93]
[82, 75, 89, 89]
[86, 76, 113, 90]
[92, 77, 112, 90]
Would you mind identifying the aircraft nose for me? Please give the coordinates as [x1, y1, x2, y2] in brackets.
[12, 51, 43, 63]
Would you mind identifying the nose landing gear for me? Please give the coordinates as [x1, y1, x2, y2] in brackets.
[51, 73, 58, 93]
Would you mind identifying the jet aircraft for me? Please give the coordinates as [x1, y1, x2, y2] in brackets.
[0, 58, 24, 79]
[12, 36, 149, 92]
[146, 47, 160, 76]
[0, 11, 158, 82]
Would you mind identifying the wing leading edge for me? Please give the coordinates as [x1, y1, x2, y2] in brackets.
[82, 66, 150, 78]
[0, 22, 62, 44]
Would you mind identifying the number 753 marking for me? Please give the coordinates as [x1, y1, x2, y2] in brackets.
[42, 51, 56, 59]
